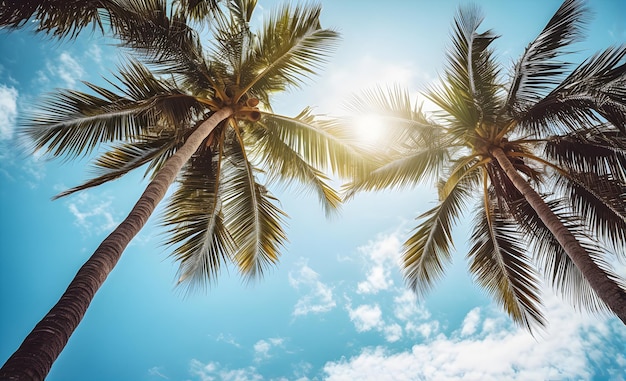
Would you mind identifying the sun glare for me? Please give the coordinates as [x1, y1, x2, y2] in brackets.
[354, 115, 388, 145]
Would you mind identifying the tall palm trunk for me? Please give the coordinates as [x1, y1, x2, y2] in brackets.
[0, 107, 234, 380]
[491, 147, 626, 323]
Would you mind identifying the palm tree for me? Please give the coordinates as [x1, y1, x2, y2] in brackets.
[0, 0, 363, 378]
[342, 0, 626, 329]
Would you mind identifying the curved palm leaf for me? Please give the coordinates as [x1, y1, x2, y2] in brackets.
[162, 148, 234, 291]
[221, 129, 287, 280]
[505, 0, 588, 116]
[26, 60, 203, 158]
[54, 131, 182, 198]
[468, 201, 544, 329]
[427, 5, 501, 137]
[544, 125, 626, 179]
[510, 197, 609, 312]
[245, 114, 342, 216]
[262, 109, 372, 180]
[403, 170, 477, 297]
[555, 173, 626, 250]
[519, 46, 626, 135]
[240, 3, 340, 98]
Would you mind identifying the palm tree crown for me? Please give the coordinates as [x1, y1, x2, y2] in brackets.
[1, 1, 365, 378]
[343, 0, 626, 329]
[29, 0, 358, 287]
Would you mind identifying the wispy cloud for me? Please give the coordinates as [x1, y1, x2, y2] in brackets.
[0, 84, 18, 141]
[64, 191, 118, 236]
[289, 261, 336, 317]
[325, 295, 626, 380]
[148, 366, 169, 379]
[38, 52, 85, 88]
[347, 303, 404, 343]
[214, 333, 242, 348]
[253, 337, 284, 363]
[355, 233, 401, 295]
[189, 359, 263, 381]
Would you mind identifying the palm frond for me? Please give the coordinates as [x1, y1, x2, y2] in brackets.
[162, 148, 235, 291]
[468, 202, 545, 329]
[343, 145, 448, 200]
[175, 0, 220, 23]
[0, 0, 110, 37]
[221, 131, 287, 279]
[518, 46, 626, 135]
[245, 114, 343, 217]
[54, 131, 182, 198]
[262, 109, 374, 181]
[506, 0, 588, 115]
[544, 125, 626, 180]
[511, 197, 610, 313]
[240, 3, 339, 97]
[24, 60, 203, 159]
[403, 170, 477, 297]
[555, 173, 626, 250]
[25, 87, 152, 158]
[115, 0, 218, 92]
[427, 4, 501, 135]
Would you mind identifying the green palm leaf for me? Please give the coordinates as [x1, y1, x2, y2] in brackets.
[505, 0, 587, 115]
[427, 5, 501, 136]
[54, 132, 182, 198]
[240, 3, 339, 97]
[162, 148, 234, 291]
[25, 60, 203, 159]
[511, 197, 610, 313]
[519, 46, 626, 135]
[221, 131, 287, 279]
[245, 114, 342, 216]
[468, 202, 545, 329]
[403, 171, 476, 297]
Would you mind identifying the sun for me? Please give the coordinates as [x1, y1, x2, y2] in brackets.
[354, 115, 388, 145]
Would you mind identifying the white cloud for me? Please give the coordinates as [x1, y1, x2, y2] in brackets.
[382, 323, 403, 343]
[393, 289, 430, 322]
[405, 321, 439, 339]
[355, 233, 401, 295]
[148, 366, 169, 379]
[289, 261, 336, 316]
[189, 360, 262, 381]
[43, 52, 85, 88]
[214, 333, 241, 348]
[0, 85, 18, 141]
[460, 307, 480, 337]
[347, 304, 383, 332]
[324, 295, 626, 381]
[88, 44, 103, 64]
[253, 337, 284, 363]
[66, 192, 118, 235]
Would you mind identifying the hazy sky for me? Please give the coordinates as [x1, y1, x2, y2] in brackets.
[1, 1, 625, 380]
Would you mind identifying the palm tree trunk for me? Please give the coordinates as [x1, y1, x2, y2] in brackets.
[0, 107, 234, 380]
[491, 147, 626, 324]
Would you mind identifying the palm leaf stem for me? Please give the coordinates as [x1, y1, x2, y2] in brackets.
[491, 147, 626, 323]
[0, 107, 234, 380]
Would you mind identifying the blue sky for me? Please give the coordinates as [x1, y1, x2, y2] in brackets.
[1, 1, 625, 380]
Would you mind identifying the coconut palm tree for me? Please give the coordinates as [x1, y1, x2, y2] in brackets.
[0, 0, 363, 378]
[342, 0, 626, 330]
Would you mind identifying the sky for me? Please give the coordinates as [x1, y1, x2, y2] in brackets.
[1, 1, 625, 380]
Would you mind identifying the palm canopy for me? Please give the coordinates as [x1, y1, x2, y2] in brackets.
[0, 0, 221, 38]
[343, 0, 626, 330]
[26, 0, 364, 290]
